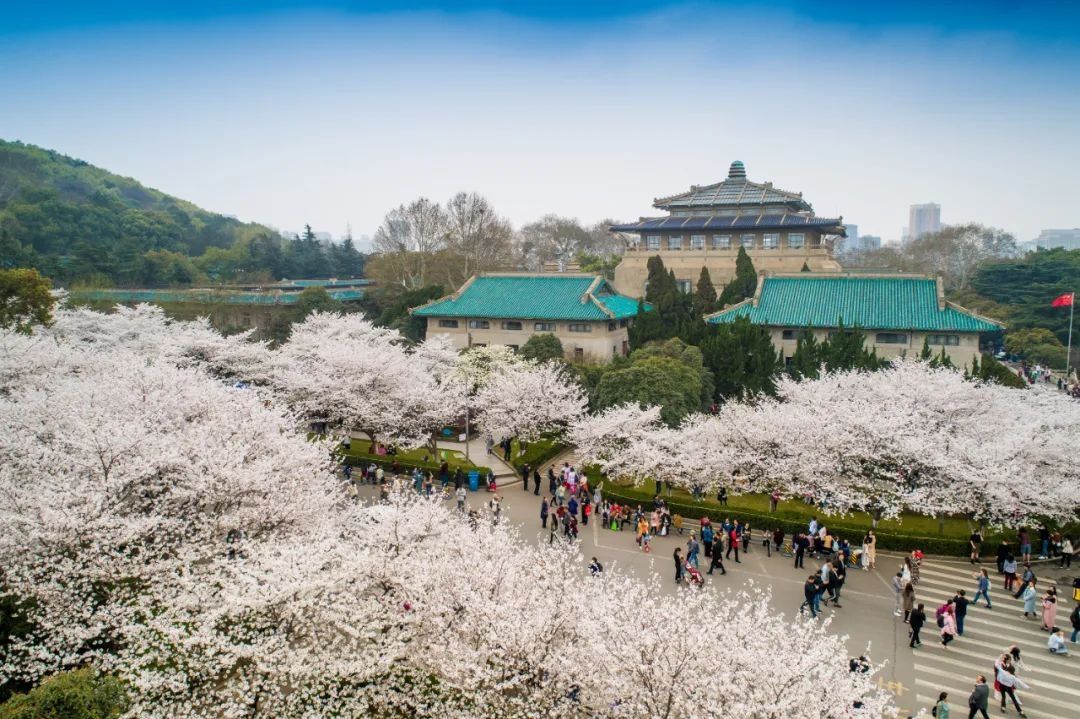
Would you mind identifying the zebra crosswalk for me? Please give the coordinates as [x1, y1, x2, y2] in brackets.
[903, 559, 1077, 718]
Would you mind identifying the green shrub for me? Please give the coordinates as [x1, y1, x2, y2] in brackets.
[509, 437, 567, 474]
[0, 669, 128, 719]
[340, 451, 492, 478]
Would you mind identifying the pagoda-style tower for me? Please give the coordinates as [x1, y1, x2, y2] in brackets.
[610, 161, 844, 298]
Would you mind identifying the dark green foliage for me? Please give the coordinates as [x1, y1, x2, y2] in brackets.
[0, 268, 54, 333]
[784, 324, 886, 379]
[0, 669, 128, 719]
[629, 338, 714, 410]
[294, 286, 343, 319]
[699, 317, 781, 401]
[0, 141, 365, 287]
[717, 246, 757, 306]
[969, 248, 1080, 345]
[786, 331, 821, 380]
[519, 333, 564, 363]
[575, 252, 619, 280]
[567, 362, 616, 410]
[595, 356, 702, 426]
[967, 353, 1027, 388]
[628, 298, 666, 349]
[693, 266, 717, 315]
[371, 285, 446, 342]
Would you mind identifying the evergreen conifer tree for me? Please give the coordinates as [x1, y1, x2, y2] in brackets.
[694, 266, 718, 316]
[717, 246, 757, 306]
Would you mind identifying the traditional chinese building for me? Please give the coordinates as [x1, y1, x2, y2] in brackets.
[610, 161, 844, 298]
[706, 272, 1004, 368]
[411, 273, 645, 363]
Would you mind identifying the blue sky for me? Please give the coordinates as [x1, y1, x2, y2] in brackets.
[2, 1, 1078, 243]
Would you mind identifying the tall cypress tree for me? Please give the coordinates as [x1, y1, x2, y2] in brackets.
[718, 246, 757, 307]
[694, 266, 718, 316]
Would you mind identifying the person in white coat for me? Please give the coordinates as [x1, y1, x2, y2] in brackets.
[995, 664, 1028, 716]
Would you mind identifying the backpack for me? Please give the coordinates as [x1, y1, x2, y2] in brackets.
[932, 705, 938, 717]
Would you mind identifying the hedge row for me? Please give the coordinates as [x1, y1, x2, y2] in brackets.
[340, 451, 493, 478]
[510, 439, 568, 474]
[599, 486, 984, 556]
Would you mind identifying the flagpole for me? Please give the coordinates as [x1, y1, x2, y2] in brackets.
[1067, 294, 1075, 382]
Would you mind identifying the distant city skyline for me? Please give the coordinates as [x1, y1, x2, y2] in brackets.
[2, 1, 1078, 242]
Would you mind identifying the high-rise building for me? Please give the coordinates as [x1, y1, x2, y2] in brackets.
[1033, 228, 1080, 251]
[907, 203, 941, 243]
[844, 224, 859, 243]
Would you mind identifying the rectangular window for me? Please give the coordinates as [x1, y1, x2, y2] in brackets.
[763, 233, 779, 250]
[713, 234, 731, 249]
[927, 334, 960, 346]
[678, 279, 692, 294]
[828, 330, 859, 340]
[437, 319, 459, 328]
[574, 347, 584, 361]
[788, 233, 805, 249]
[607, 322, 616, 331]
[875, 332, 909, 344]
[534, 322, 555, 331]
[781, 329, 800, 340]
[468, 319, 490, 329]
[501, 321, 522, 330]
[568, 323, 592, 333]
[668, 236, 683, 250]
[675, 210, 690, 217]
[690, 234, 706, 249]
[646, 235, 661, 250]
[741, 234, 756, 249]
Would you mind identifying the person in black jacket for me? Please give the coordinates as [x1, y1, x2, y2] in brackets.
[673, 547, 684, 584]
[1070, 602, 1080, 643]
[794, 532, 806, 569]
[801, 575, 820, 618]
[909, 603, 926, 648]
[968, 675, 990, 719]
[707, 537, 726, 575]
[533, 468, 541, 495]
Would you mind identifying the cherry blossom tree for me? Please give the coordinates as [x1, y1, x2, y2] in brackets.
[122, 493, 896, 719]
[271, 312, 463, 449]
[0, 347, 338, 686]
[572, 361, 1080, 525]
[470, 359, 587, 442]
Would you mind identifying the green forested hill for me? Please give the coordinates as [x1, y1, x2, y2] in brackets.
[0, 140, 364, 286]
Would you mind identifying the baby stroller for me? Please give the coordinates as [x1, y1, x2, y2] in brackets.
[684, 561, 704, 588]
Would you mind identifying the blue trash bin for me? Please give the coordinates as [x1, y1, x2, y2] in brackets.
[468, 470, 479, 492]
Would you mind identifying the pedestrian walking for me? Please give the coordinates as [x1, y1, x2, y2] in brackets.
[1021, 580, 1037, 618]
[953, 590, 969, 635]
[969, 529, 983, 564]
[909, 603, 926, 647]
[966, 675, 990, 719]
[973, 569, 992, 608]
[940, 609, 956, 649]
[902, 583, 916, 622]
[1070, 602, 1080, 643]
[1013, 563, 1035, 598]
[995, 540, 1010, 574]
[995, 664, 1028, 716]
[540, 497, 549, 529]
[1040, 588, 1057, 631]
[707, 536, 726, 575]
[801, 575, 819, 618]
[892, 571, 904, 616]
[673, 547, 684, 584]
[533, 468, 541, 495]
[687, 533, 700, 568]
[933, 691, 950, 719]
[1060, 536, 1074, 568]
[794, 532, 806, 569]
[455, 485, 466, 512]
[1002, 554, 1017, 591]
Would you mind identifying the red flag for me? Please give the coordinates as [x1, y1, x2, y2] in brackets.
[1051, 292, 1074, 308]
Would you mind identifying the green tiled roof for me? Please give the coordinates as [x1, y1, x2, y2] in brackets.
[708, 275, 1004, 332]
[412, 275, 645, 321]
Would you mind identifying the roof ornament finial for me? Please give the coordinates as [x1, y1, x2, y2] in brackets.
[728, 160, 746, 180]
